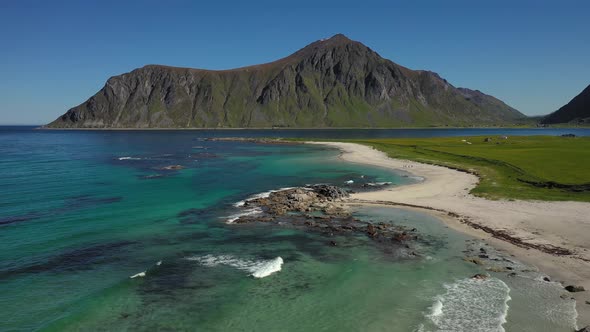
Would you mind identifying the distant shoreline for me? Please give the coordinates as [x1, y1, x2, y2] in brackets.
[36, 126, 553, 131]
[309, 141, 590, 326]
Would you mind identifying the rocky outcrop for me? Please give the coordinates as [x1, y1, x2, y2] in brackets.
[241, 186, 349, 216]
[47, 34, 525, 129]
[471, 273, 489, 280]
[307, 184, 349, 200]
[565, 285, 585, 292]
[159, 165, 185, 170]
[233, 185, 420, 257]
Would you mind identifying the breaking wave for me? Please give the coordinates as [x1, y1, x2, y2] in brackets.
[427, 277, 511, 332]
[186, 254, 283, 278]
[225, 207, 263, 223]
[129, 260, 163, 279]
[233, 187, 295, 207]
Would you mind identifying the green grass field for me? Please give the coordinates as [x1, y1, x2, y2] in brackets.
[345, 136, 590, 202]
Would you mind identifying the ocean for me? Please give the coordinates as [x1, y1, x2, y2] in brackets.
[1, 127, 588, 331]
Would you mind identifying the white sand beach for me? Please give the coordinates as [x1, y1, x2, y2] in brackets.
[310, 141, 590, 324]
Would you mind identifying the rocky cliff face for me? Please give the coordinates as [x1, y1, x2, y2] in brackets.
[48, 34, 525, 128]
[541, 84, 590, 124]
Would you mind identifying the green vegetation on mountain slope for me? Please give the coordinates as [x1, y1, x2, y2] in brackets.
[47, 34, 525, 129]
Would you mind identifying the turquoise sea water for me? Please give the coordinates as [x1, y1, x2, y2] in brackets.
[1, 128, 588, 331]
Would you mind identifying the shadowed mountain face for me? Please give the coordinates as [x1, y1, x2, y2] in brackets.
[541, 84, 590, 125]
[48, 34, 525, 128]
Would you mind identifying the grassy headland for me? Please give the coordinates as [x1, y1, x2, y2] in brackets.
[314, 136, 590, 202]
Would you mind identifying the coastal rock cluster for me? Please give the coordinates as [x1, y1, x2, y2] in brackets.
[235, 185, 351, 220]
[233, 185, 420, 257]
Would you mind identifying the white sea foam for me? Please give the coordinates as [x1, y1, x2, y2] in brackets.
[427, 277, 511, 332]
[251, 257, 284, 278]
[225, 207, 263, 223]
[508, 271, 578, 329]
[345, 180, 354, 184]
[233, 187, 295, 207]
[429, 298, 444, 318]
[130, 260, 162, 279]
[186, 254, 283, 278]
[366, 181, 392, 186]
[118, 156, 142, 160]
[463, 241, 579, 330]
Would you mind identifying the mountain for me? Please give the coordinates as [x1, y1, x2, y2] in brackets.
[541, 84, 590, 124]
[47, 34, 525, 128]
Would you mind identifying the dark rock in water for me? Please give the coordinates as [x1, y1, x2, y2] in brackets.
[576, 326, 590, 332]
[565, 285, 585, 292]
[307, 184, 349, 200]
[463, 257, 484, 265]
[160, 165, 185, 170]
[245, 186, 350, 217]
[471, 273, 488, 280]
[366, 223, 378, 238]
[543, 276, 550, 282]
[230, 185, 421, 259]
[392, 231, 413, 242]
[508, 272, 517, 277]
[585, 300, 590, 305]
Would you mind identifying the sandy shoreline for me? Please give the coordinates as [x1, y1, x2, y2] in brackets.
[309, 141, 590, 325]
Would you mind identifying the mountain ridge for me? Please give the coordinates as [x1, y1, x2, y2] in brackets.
[48, 34, 525, 128]
[541, 84, 590, 125]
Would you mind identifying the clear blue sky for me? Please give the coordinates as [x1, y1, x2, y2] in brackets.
[1, 0, 589, 124]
